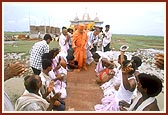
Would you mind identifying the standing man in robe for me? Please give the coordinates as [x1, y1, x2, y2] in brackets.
[72, 24, 88, 72]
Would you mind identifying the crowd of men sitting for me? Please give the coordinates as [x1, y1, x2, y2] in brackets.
[4, 23, 164, 111]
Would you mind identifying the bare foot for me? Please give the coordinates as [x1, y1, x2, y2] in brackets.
[83, 66, 88, 71]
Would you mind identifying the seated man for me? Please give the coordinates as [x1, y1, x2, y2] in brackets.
[119, 73, 163, 111]
[95, 65, 115, 85]
[40, 59, 66, 110]
[94, 60, 137, 111]
[15, 75, 61, 111]
[92, 52, 114, 76]
[66, 54, 78, 70]
[100, 50, 127, 91]
[42, 48, 67, 83]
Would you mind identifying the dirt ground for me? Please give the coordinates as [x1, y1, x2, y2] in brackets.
[4, 60, 164, 111]
[64, 62, 103, 111]
[64, 61, 165, 111]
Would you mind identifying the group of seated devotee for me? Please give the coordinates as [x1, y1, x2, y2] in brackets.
[14, 47, 79, 111]
[8, 48, 163, 111]
[93, 47, 163, 111]
[4, 24, 164, 111]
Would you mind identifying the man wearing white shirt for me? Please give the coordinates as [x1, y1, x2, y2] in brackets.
[86, 28, 101, 64]
[59, 27, 69, 56]
[103, 25, 112, 52]
[39, 59, 65, 111]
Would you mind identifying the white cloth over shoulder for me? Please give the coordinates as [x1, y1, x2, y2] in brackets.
[15, 90, 49, 111]
[127, 93, 155, 111]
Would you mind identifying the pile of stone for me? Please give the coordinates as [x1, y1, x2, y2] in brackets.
[132, 49, 164, 80]
[4, 48, 165, 87]
[109, 49, 164, 91]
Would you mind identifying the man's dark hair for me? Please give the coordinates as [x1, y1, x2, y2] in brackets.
[42, 53, 53, 61]
[44, 34, 52, 40]
[24, 75, 40, 93]
[131, 56, 142, 68]
[66, 54, 75, 61]
[62, 26, 67, 31]
[92, 53, 101, 60]
[67, 28, 73, 33]
[48, 48, 60, 59]
[67, 48, 74, 56]
[138, 73, 163, 97]
[42, 59, 52, 70]
[105, 25, 110, 28]
[118, 55, 127, 61]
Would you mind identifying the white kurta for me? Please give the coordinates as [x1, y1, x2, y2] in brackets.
[59, 34, 69, 55]
[102, 31, 112, 47]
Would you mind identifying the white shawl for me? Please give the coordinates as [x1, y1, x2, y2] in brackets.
[127, 93, 155, 111]
[15, 90, 49, 111]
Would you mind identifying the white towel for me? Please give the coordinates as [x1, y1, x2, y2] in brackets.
[127, 93, 155, 111]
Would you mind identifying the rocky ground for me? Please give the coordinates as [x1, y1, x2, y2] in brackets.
[4, 49, 165, 111]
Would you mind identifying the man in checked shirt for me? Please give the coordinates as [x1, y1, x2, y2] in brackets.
[29, 34, 52, 75]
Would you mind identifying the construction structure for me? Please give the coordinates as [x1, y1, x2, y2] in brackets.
[29, 25, 60, 39]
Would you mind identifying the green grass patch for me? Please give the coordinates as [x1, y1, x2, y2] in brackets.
[4, 40, 60, 57]
[4, 34, 164, 58]
[111, 34, 164, 51]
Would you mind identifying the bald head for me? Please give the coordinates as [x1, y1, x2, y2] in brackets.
[78, 24, 85, 34]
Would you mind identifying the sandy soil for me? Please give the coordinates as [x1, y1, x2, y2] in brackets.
[64, 63, 103, 111]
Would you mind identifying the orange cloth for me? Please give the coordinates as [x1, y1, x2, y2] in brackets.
[72, 25, 88, 69]
[99, 68, 109, 82]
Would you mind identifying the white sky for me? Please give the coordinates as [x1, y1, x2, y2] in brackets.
[3, 2, 166, 36]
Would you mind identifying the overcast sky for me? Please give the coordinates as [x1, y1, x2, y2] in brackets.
[3, 2, 165, 36]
